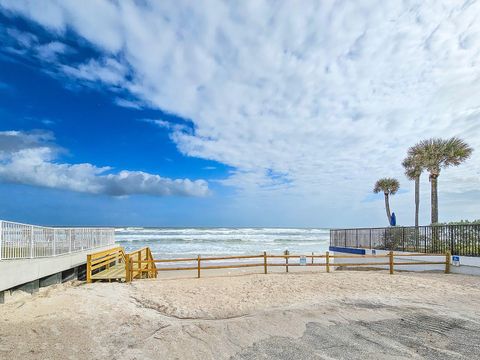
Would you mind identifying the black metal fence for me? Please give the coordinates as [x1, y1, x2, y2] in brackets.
[330, 225, 480, 257]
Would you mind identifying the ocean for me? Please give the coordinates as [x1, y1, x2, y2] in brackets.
[115, 227, 330, 259]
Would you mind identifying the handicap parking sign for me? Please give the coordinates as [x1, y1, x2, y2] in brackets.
[452, 255, 460, 267]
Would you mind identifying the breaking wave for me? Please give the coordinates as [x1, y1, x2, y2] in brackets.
[115, 227, 330, 258]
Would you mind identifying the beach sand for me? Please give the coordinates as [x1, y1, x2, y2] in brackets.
[1, 269, 480, 359]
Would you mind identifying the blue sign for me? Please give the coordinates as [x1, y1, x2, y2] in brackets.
[300, 256, 307, 266]
[452, 255, 460, 266]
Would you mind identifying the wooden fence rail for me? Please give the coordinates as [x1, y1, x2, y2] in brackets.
[125, 250, 451, 282]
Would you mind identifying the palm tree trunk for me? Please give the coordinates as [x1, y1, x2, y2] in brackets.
[384, 193, 391, 225]
[430, 174, 438, 224]
[415, 176, 420, 227]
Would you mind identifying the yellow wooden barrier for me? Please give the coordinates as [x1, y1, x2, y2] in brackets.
[126, 247, 157, 282]
[326, 251, 330, 273]
[389, 251, 394, 275]
[445, 251, 451, 274]
[263, 251, 267, 274]
[197, 255, 201, 279]
[92, 249, 451, 283]
[146, 252, 448, 277]
[86, 247, 127, 283]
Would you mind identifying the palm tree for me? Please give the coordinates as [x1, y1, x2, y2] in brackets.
[409, 137, 473, 224]
[402, 154, 422, 227]
[373, 178, 400, 225]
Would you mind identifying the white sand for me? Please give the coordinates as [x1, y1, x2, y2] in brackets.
[1, 269, 480, 359]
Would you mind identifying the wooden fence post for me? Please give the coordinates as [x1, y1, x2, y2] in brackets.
[144, 250, 148, 278]
[285, 250, 289, 273]
[264, 251, 267, 274]
[148, 248, 154, 278]
[445, 251, 451, 274]
[130, 257, 134, 281]
[137, 251, 141, 279]
[311, 252, 314, 265]
[197, 255, 201, 278]
[86, 254, 92, 283]
[326, 251, 330, 273]
[389, 251, 394, 275]
[125, 254, 130, 282]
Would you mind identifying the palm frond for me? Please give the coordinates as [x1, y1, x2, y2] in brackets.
[443, 137, 473, 166]
[408, 137, 473, 175]
[402, 154, 422, 180]
[373, 177, 400, 194]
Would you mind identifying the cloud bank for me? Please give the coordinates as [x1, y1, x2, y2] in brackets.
[0, 131, 209, 197]
[1, 1, 480, 223]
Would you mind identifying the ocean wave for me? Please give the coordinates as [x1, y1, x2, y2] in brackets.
[116, 227, 330, 257]
[116, 235, 329, 243]
[115, 227, 329, 235]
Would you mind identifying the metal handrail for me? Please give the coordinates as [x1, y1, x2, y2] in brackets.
[330, 224, 480, 257]
[0, 220, 116, 260]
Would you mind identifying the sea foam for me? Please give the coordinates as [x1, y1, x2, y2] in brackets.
[116, 227, 330, 258]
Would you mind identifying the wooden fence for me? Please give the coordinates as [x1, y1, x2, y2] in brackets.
[126, 247, 157, 282]
[124, 250, 451, 282]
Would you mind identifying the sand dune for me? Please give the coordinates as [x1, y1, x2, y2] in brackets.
[1, 270, 480, 359]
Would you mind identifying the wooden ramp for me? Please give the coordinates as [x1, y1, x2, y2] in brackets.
[87, 247, 127, 283]
[90, 263, 126, 281]
[87, 246, 157, 283]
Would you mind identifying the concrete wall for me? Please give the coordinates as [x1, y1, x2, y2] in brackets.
[330, 247, 480, 276]
[0, 244, 116, 292]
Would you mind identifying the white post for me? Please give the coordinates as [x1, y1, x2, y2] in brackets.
[69, 229, 72, 253]
[30, 225, 34, 258]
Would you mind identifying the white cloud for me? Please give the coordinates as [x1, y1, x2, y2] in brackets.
[35, 41, 69, 61]
[1, 1, 480, 224]
[141, 118, 191, 134]
[142, 119, 171, 129]
[0, 130, 55, 154]
[61, 57, 127, 86]
[0, 0, 122, 52]
[6, 27, 37, 47]
[0, 131, 209, 197]
[114, 98, 143, 109]
[1, 26, 69, 62]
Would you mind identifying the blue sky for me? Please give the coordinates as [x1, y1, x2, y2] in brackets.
[0, 1, 479, 227]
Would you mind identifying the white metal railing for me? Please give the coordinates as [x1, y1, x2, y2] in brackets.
[0, 220, 115, 260]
